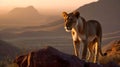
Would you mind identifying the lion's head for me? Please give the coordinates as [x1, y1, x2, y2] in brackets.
[62, 11, 80, 32]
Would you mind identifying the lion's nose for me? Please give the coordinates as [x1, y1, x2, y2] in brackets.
[66, 24, 69, 27]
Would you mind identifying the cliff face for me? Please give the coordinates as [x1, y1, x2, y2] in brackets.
[14, 46, 119, 67]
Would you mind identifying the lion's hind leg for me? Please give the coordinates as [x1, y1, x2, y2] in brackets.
[87, 48, 91, 62]
[93, 41, 99, 63]
[87, 42, 94, 62]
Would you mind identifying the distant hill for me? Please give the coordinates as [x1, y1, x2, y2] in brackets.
[22, 19, 65, 32]
[0, 40, 19, 60]
[7, 6, 40, 19]
[0, 6, 59, 28]
[0, 6, 41, 27]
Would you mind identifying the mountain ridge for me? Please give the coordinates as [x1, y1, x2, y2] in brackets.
[76, 0, 120, 33]
[0, 6, 60, 27]
[7, 6, 40, 19]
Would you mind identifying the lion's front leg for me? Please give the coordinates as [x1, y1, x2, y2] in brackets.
[73, 40, 80, 57]
[82, 40, 88, 61]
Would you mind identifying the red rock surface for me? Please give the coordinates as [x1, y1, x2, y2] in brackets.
[14, 46, 119, 67]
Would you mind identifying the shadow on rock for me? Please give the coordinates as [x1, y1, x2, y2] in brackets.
[14, 46, 119, 67]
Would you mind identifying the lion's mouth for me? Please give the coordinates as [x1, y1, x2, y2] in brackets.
[64, 27, 72, 32]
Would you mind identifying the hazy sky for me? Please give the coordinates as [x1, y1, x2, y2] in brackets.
[0, 0, 98, 14]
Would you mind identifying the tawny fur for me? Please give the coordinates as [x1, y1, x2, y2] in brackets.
[62, 11, 106, 63]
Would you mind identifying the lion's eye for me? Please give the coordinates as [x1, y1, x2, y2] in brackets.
[68, 17, 72, 20]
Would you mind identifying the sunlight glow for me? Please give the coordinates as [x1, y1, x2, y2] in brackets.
[0, 0, 98, 14]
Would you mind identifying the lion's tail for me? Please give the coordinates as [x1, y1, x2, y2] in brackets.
[99, 36, 107, 56]
[97, 22, 107, 56]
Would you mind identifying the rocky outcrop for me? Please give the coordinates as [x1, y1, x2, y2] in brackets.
[14, 46, 119, 67]
[99, 40, 120, 65]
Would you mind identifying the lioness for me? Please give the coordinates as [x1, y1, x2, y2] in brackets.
[62, 11, 106, 63]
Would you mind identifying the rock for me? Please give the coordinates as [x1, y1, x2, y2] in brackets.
[103, 61, 120, 67]
[100, 40, 120, 65]
[14, 46, 119, 67]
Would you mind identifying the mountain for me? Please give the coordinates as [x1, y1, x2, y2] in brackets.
[77, 0, 120, 33]
[0, 40, 20, 60]
[7, 6, 40, 19]
[21, 19, 65, 32]
[0, 6, 41, 27]
[0, 6, 59, 28]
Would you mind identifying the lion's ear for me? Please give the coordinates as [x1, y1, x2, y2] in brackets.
[62, 12, 68, 18]
[73, 11, 80, 18]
